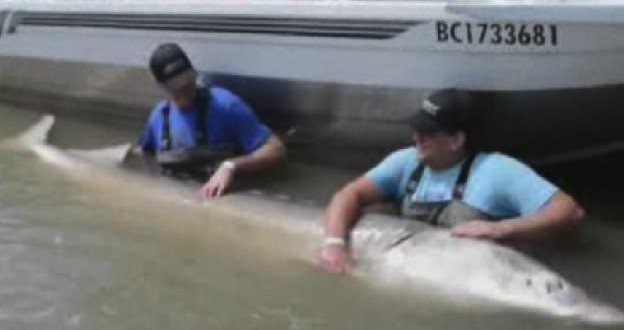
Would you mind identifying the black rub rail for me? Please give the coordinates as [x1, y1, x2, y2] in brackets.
[9, 11, 420, 40]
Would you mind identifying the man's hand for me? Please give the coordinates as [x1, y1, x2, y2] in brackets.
[200, 163, 235, 199]
[451, 220, 508, 240]
[319, 177, 382, 274]
[317, 244, 353, 274]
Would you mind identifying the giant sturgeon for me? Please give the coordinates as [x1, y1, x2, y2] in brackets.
[3, 115, 624, 325]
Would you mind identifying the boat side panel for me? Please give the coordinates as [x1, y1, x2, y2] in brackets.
[2, 11, 624, 91]
[1, 56, 624, 168]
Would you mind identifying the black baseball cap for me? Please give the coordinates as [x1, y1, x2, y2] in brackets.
[409, 89, 473, 133]
[149, 43, 197, 91]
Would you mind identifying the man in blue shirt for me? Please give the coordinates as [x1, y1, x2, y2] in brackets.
[136, 43, 285, 198]
[319, 89, 585, 274]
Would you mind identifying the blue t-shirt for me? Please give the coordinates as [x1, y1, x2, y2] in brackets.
[365, 147, 558, 219]
[139, 86, 271, 154]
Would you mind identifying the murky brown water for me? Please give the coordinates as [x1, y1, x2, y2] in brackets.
[0, 104, 622, 330]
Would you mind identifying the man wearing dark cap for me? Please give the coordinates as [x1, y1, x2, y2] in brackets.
[318, 89, 585, 274]
[137, 43, 285, 198]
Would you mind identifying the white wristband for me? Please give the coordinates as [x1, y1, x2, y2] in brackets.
[323, 237, 346, 247]
[221, 160, 236, 172]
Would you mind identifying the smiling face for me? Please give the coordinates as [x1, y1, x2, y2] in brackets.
[412, 129, 466, 169]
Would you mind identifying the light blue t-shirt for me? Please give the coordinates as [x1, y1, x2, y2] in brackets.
[365, 147, 558, 219]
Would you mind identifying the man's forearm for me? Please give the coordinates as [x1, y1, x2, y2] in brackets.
[324, 189, 363, 240]
[496, 192, 585, 241]
[318, 178, 385, 273]
[324, 178, 385, 240]
[228, 135, 285, 173]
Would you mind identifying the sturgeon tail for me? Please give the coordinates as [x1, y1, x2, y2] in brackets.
[17, 115, 55, 146]
[2, 115, 130, 167]
[0, 115, 55, 150]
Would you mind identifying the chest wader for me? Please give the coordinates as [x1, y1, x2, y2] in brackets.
[400, 154, 491, 228]
[156, 87, 236, 182]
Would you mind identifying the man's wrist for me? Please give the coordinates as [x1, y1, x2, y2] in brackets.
[220, 160, 237, 172]
[495, 220, 515, 239]
[323, 236, 346, 247]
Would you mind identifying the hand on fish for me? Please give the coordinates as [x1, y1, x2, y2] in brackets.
[317, 220, 505, 274]
[318, 245, 353, 274]
[200, 165, 234, 199]
[451, 220, 507, 240]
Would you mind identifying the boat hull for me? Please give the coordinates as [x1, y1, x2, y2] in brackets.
[1, 2, 624, 166]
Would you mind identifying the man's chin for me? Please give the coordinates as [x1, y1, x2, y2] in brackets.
[416, 153, 429, 164]
[174, 101, 194, 109]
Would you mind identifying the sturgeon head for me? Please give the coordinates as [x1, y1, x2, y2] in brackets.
[371, 226, 624, 325]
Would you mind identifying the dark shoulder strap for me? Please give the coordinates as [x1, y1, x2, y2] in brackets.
[453, 153, 477, 199]
[405, 163, 425, 197]
[160, 87, 211, 150]
[195, 87, 211, 145]
[160, 102, 172, 151]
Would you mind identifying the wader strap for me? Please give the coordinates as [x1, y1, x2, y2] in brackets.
[405, 163, 425, 197]
[161, 104, 172, 151]
[195, 88, 208, 145]
[398, 154, 483, 231]
[405, 153, 477, 201]
[160, 87, 211, 151]
[452, 153, 476, 199]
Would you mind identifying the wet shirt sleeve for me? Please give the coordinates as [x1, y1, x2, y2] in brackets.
[466, 154, 558, 218]
[365, 149, 414, 201]
[226, 95, 271, 154]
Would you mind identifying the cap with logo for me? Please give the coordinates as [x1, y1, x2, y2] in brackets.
[149, 43, 197, 91]
[409, 89, 473, 133]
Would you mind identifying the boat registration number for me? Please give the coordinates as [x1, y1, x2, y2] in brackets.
[435, 21, 558, 47]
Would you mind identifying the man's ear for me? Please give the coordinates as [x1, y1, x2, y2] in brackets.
[450, 131, 466, 152]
